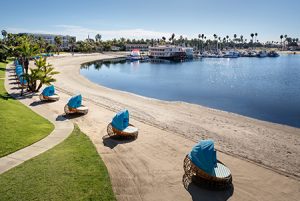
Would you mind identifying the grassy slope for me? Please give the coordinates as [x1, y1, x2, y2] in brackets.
[0, 61, 54, 157]
[0, 125, 116, 201]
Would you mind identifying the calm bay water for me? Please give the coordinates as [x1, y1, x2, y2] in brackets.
[81, 55, 300, 128]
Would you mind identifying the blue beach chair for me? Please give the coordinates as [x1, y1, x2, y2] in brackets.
[183, 140, 232, 189]
[107, 109, 138, 139]
[64, 94, 88, 115]
[18, 74, 27, 88]
[39, 85, 60, 101]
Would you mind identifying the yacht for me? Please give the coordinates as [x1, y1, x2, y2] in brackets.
[257, 50, 268, 58]
[182, 47, 194, 59]
[268, 51, 280, 57]
[127, 49, 142, 61]
[149, 46, 185, 60]
[223, 51, 239, 58]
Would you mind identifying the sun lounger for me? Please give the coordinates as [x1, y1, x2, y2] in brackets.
[64, 94, 88, 115]
[107, 109, 138, 139]
[39, 85, 60, 101]
[183, 140, 232, 189]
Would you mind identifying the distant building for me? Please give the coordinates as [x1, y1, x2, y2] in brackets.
[18, 33, 76, 50]
[111, 46, 121, 51]
[125, 44, 149, 52]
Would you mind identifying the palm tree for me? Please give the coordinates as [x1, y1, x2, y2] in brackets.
[255, 33, 258, 44]
[54, 36, 62, 55]
[250, 33, 254, 49]
[16, 36, 40, 95]
[69, 37, 76, 55]
[171, 33, 175, 45]
[198, 34, 203, 51]
[240, 35, 244, 48]
[25, 57, 59, 92]
[1, 30, 7, 39]
[95, 34, 102, 42]
[233, 34, 237, 49]
[36, 36, 45, 52]
[284, 35, 288, 50]
[280, 35, 283, 50]
[201, 34, 205, 52]
[213, 34, 218, 51]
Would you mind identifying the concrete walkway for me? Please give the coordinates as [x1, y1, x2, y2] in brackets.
[0, 63, 73, 174]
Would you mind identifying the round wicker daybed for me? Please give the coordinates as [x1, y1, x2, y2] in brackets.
[183, 140, 232, 190]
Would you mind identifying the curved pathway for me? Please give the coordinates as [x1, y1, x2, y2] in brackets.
[0, 63, 73, 174]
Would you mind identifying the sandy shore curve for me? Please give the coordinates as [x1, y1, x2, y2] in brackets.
[39, 53, 299, 200]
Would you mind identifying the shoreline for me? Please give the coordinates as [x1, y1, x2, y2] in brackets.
[81, 59, 299, 129]
[35, 53, 299, 200]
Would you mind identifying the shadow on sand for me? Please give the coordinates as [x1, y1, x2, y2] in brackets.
[56, 113, 86, 121]
[8, 91, 35, 99]
[30, 100, 57, 106]
[183, 174, 234, 201]
[8, 78, 17, 81]
[102, 135, 136, 149]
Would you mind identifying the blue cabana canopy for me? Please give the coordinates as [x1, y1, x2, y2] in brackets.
[15, 66, 22, 71]
[67, 94, 82, 108]
[42, 85, 55, 96]
[189, 139, 217, 175]
[19, 76, 27, 85]
[17, 72, 23, 77]
[16, 68, 23, 74]
[111, 109, 129, 130]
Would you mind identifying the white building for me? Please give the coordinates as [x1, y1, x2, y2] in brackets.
[19, 33, 76, 50]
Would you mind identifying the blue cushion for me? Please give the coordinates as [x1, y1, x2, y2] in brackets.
[67, 94, 82, 108]
[111, 109, 129, 130]
[188, 140, 217, 175]
[15, 66, 22, 71]
[42, 85, 55, 96]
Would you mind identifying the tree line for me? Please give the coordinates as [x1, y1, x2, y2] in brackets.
[1, 30, 299, 60]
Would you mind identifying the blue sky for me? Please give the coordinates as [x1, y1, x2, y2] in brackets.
[1, 0, 299, 42]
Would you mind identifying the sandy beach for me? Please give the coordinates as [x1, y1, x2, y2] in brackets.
[24, 53, 300, 200]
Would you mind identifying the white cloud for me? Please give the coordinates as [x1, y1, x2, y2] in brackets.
[6, 25, 188, 41]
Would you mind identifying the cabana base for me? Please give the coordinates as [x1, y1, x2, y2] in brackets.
[39, 94, 60, 101]
[107, 123, 138, 139]
[183, 155, 232, 190]
[64, 104, 88, 115]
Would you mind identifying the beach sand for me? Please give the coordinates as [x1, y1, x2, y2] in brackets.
[27, 53, 299, 200]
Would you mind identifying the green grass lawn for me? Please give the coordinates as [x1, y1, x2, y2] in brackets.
[0, 61, 54, 157]
[0, 125, 116, 201]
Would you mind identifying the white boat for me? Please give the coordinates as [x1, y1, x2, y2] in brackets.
[149, 46, 185, 60]
[257, 50, 268, 58]
[200, 51, 222, 58]
[127, 49, 141, 61]
[182, 47, 194, 59]
[223, 51, 239, 58]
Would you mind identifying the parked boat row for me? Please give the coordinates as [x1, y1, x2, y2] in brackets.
[199, 50, 280, 58]
[126, 46, 280, 61]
